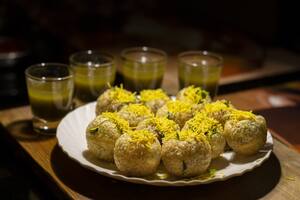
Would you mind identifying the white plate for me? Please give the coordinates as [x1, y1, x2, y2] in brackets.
[57, 102, 273, 186]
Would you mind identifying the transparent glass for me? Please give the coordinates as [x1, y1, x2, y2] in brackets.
[25, 63, 74, 134]
[178, 51, 223, 98]
[70, 50, 116, 105]
[121, 47, 167, 92]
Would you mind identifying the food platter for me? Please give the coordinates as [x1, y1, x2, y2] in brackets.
[56, 102, 273, 186]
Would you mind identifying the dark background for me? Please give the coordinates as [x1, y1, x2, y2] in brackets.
[0, 0, 299, 109]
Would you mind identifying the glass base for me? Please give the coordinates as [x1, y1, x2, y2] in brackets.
[32, 117, 59, 135]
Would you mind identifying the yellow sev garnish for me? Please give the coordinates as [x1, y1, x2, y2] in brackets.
[127, 129, 157, 148]
[166, 100, 193, 114]
[109, 85, 135, 103]
[202, 100, 233, 114]
[101, 112, 130, 132]
[140, 89, 169, 102]
[202, 100, 257, 123]
[144, 117, 179, 142]
[229, 109, 256, 121]
[179, 128, 208, 142]
[185, 112, 223, 138]
[180, 85, 210, 104]
[121, 104, 154, 117]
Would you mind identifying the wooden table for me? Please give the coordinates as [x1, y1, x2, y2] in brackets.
[0, 88, 300, 200]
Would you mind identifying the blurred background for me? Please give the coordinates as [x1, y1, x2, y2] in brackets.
[1, 0, 300, 109]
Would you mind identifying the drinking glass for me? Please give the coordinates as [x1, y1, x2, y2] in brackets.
[121, 47, 167, 92]
[178, 51, 223, 98]
[25, 63, 74, 134]
[70, 50, 116, 105]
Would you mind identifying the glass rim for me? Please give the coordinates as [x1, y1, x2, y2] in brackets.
[25, 63, 73, 81]
[178, 50, 223, 67]
[69, 50, 115, 67]
[121, 46, 167, 64]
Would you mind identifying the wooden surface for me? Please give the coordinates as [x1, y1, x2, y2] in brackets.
[0, 88, 300, 200]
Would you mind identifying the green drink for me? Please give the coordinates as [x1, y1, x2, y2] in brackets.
[28, 84, 73, 121]
[121, 47, 166, 92]
[178, 51, 223, 98]
[25, 63, 74, 134]
[70, 51, 116, 105]
[73, 64, 115, 103]
[122, 62, 164, 91]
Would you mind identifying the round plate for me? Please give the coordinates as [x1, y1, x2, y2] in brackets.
[57, 102, 273, 186]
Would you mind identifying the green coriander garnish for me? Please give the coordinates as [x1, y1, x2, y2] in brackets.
[89, 127, 98, 134]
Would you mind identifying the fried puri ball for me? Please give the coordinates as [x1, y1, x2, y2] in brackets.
[139, 89, 170, 113]
[176, 85, 211, 105]
[95, 86, 136, 116]
[86, 112, 130, 161]
[161, 129, 212, 177]
[183, 112, 225, 159]
[156, 100, 194, 128]
[118, 104, 154, 127]
[224, 110, 267, 155]
[114, 130, 161, 176]
[136, 117, 180, 143]
[202, 100, 235, 126]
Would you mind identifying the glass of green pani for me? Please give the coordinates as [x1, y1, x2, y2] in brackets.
[178, 51, 223, 98]
[25, 63, 74, 134]
[121, 47, 167, 92]
[70, 50, 116, 105]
